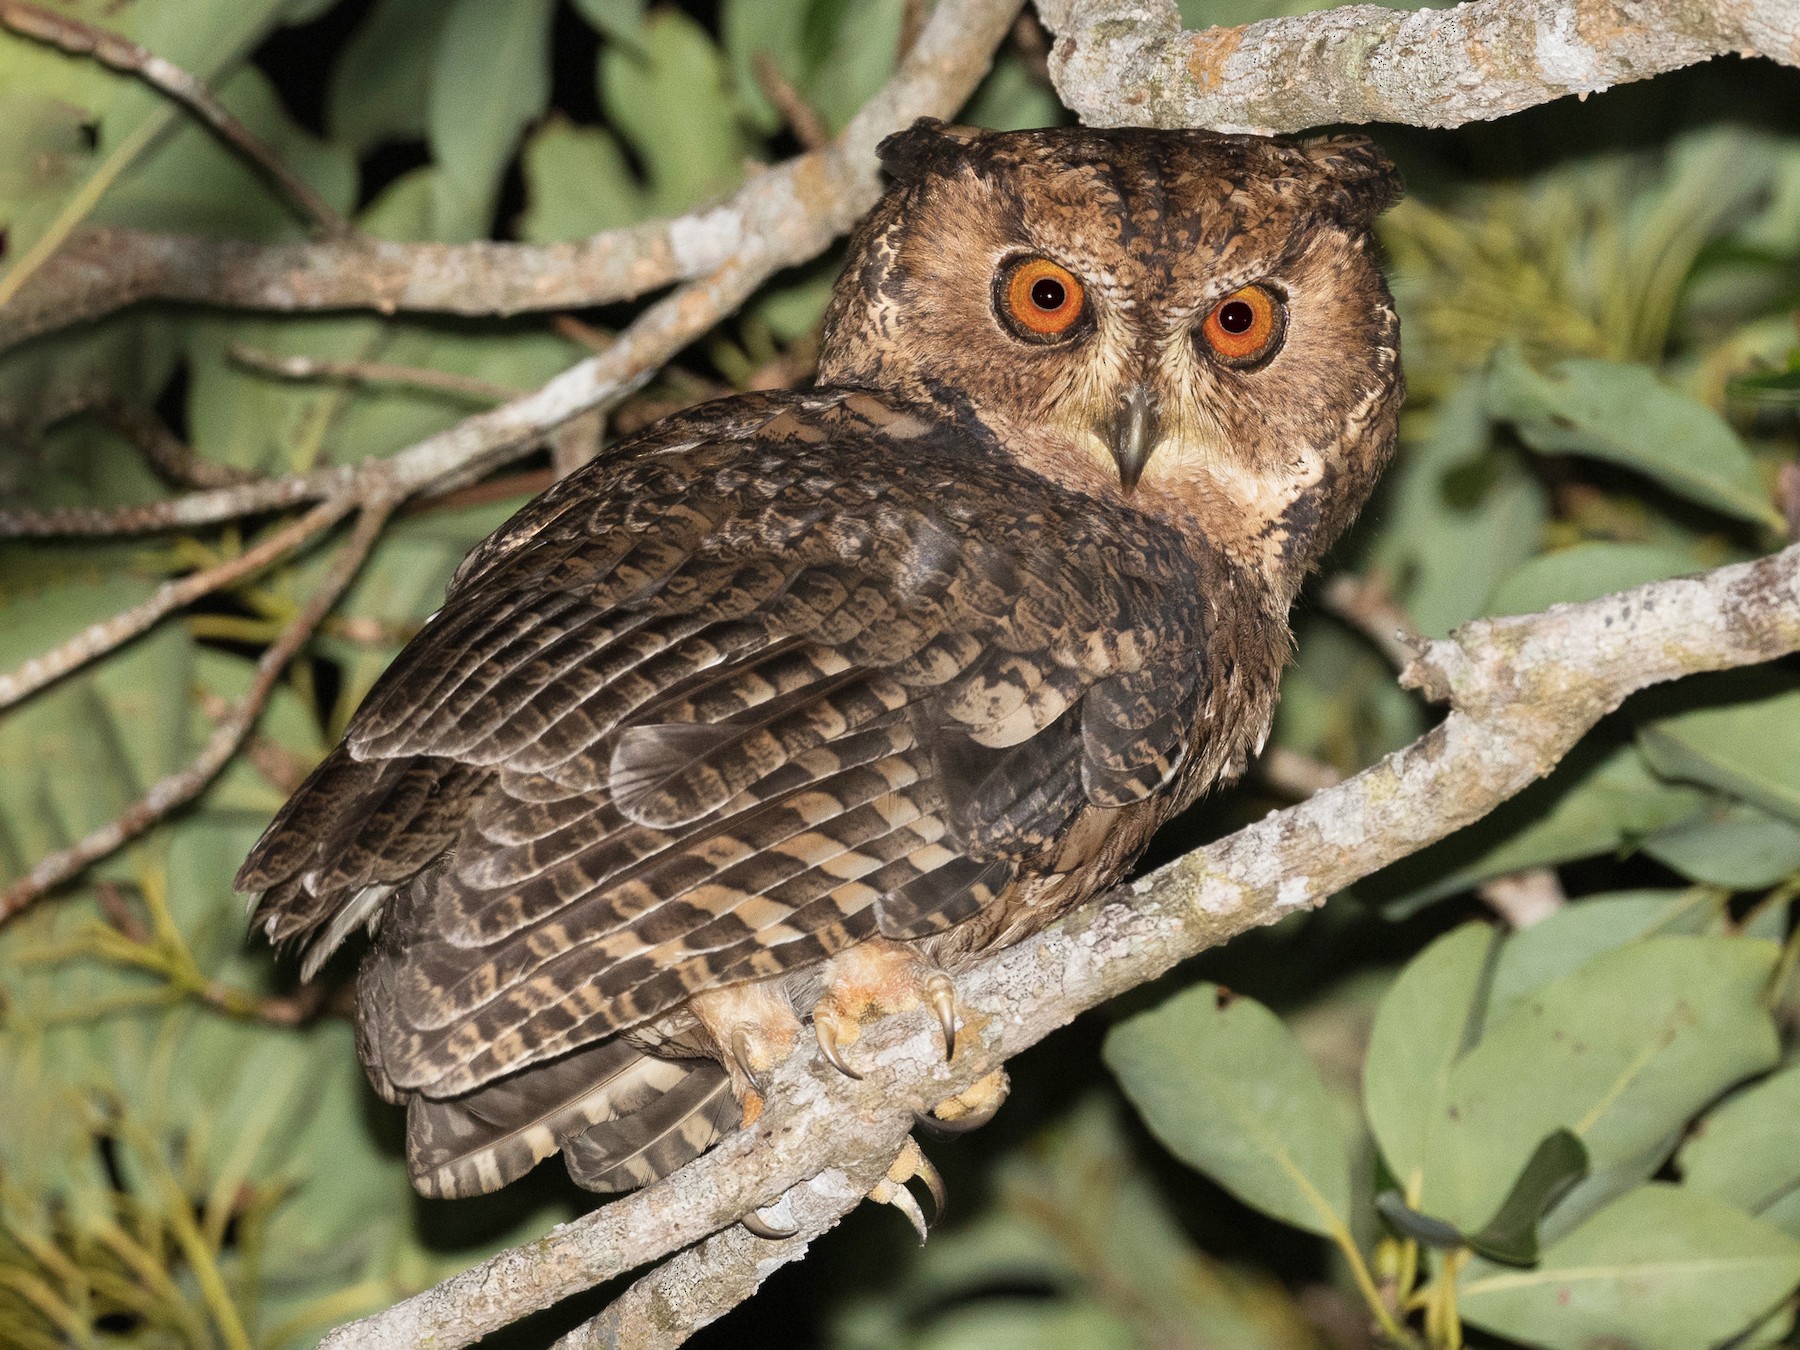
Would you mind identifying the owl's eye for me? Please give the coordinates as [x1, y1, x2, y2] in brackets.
[998, 257, 1086, 342]
[1199, 284, 1284, 366]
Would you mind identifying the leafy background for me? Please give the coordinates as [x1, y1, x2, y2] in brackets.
[2, 1, 1799, 1346]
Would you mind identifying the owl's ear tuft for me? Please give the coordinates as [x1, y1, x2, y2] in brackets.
[1295, 135, 1403, 225]
[877, 118, 986, 182]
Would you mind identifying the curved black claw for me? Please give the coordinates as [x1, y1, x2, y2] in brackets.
[741, 1208, 798, 1240]
[913, 1098, 1002, 1135]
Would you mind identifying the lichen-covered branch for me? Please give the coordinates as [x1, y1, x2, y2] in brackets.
[1036, 0, 1800, 134]
[319, 546, 1800, 1349]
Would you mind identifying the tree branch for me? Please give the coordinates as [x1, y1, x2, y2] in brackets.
[0, 0, 349, 246]
[0, 0, 1026, 354]
[318, 546, 1800, 1349]
[1036, 0, 1800, 134]
[0, 504, 390, 923]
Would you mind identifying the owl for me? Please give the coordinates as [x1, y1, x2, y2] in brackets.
[237, 120, 1403, 1225]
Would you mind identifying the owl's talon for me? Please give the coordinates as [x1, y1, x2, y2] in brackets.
[913, 1147, 947, 1224]
[922, 1067, 1009, 1134]
[924, 972, 959, 1061]
[729, 1027, 768, 1093]
[814, 1017, 863, 1080]
[741, 1208, 797, 1240]
[869, 1136, 942, 1243]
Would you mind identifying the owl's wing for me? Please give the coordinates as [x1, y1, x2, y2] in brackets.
[238, 391, 1220, 1103]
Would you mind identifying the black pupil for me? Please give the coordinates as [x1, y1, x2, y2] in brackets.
[1030, 277, 1066, 311]
[1217, 299, 1256, 334]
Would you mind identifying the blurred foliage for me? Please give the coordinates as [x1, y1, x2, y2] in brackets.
[1, 0, 1798, 1347]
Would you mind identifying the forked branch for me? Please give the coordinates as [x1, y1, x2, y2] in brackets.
[320, 546, 1800, 1348]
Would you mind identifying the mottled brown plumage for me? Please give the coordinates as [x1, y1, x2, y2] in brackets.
[238, 120, 1403, 1204]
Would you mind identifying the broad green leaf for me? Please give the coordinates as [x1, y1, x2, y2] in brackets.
[1364, 923, 1496, 1196]
[1460, 1184, 1800, 1350]
[1643, 799, 1800, 888]
[520, 118, 648, 241]
[914, 1301, 1140, 1350]
[573, 0, 647, 43]
[1485, 342, 1782, 530]
[1465, 1129, 1589, 1265]
[1485, 889, 1715, 1026]
[327, 0, 454, 151]
[1640, 672, 1800, 826]
[1482, 541, 1706, 617]
[601, 10, 752, 215]
[1368, 736, 1708, 915]
[0, 0, 292, 305]
[428, 0, 556, 242]
[1105, 983, 1352, 1237]
[1418, 937, 1779, 1231]
[1680, 1063, 1800, 1234]
[1372, 379, 1548, 637]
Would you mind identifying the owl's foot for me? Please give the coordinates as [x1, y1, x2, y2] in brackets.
[919, 1067, 1010, 1134]
[808, 938, 961, 1082]
[687, 981, 802, 1128]
[869, 1136, 947, 1243]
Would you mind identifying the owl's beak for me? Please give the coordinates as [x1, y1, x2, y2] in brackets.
[1107, 384, 1161, 492]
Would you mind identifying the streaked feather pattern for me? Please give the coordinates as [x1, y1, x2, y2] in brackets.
[240, 383, 1274, 1198]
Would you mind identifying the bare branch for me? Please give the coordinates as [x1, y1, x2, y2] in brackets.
[0, 0, 1027, 353]
[0, 505, 389, 923]
[0, 0, 349, 244]
[1036, 0, 1800, 134]
[94, 401, 261, 490]
[1321, 570, 1424, 670]
[0, 497, 353, 711]
[228, 345, 522, 404]
[319, 546, 1800, 1349]
[551, 1169, 881, 1350]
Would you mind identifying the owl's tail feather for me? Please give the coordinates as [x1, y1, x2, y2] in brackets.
[406, 1038, 733, 1199]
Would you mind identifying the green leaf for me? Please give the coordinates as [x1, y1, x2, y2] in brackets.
[1640, 671, 1800, 827]
[1460, 1184, 1800, 1350]
[519, 118, 648, 241]
[1643, 799, 1800, 889]
[427, 0, 556, 242]
[1485, 342, 1782, 530]
[327, 0, 455, 152]
[1418, 936, 1780, 1231]
[1372, 377, 1548, 638]
[1364, 922, 1496, 1196]
[1482, 541, 1707, 617]
[1368, 736, 1708, 915]
[1104, 983, 1352, 1237]
[1485, 889, 1715, 1026]
[1679, 1063, 1800, 1234]
[601, 9, 753, 215]
[572, 0, 647, 44]
[1465, 1129, 1589, 1265]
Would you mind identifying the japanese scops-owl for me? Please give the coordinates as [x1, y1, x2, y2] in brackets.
[238, 120, 1403, 1208]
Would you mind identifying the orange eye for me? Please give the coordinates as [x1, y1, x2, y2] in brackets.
[1200, 284, 1283, 365]
[1000, 258, 1086, 341]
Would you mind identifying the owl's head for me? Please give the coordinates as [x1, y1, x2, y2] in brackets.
[817, 120, 1404, 599]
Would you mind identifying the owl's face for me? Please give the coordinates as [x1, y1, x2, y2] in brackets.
[818, 122, 1404, 597]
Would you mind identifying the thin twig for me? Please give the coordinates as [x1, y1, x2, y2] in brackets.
[0, 0, 349, 240]
[0, 505, 389, 923]
[228, 346, 523, 404]
[94, 401, 261, 490]
[1321, 570, 1424, 670]
[1475, 867, 1568, 929]
[319, 543, 1800, 1349]
[0, 496, 354, 712]
[753, 51, 830, 150]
